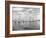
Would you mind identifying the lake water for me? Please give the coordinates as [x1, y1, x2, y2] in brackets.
[12, 20, 40, 31]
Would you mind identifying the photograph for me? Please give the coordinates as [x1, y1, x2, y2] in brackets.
[12, 6, 40, 31]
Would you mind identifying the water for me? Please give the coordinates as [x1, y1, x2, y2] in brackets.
[12, 20, 40, 31]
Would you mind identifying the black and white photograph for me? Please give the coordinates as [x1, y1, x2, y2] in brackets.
[12, 7, 40, 31]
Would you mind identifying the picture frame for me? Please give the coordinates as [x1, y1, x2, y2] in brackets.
[5, 1, 45, 37]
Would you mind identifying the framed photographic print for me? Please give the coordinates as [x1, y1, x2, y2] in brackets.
[5, 1, 45, 37]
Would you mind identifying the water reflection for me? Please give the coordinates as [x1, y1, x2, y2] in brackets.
[13, 20, 40, 31]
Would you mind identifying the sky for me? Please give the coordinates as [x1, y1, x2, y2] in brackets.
[12, 7, 40, 21]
